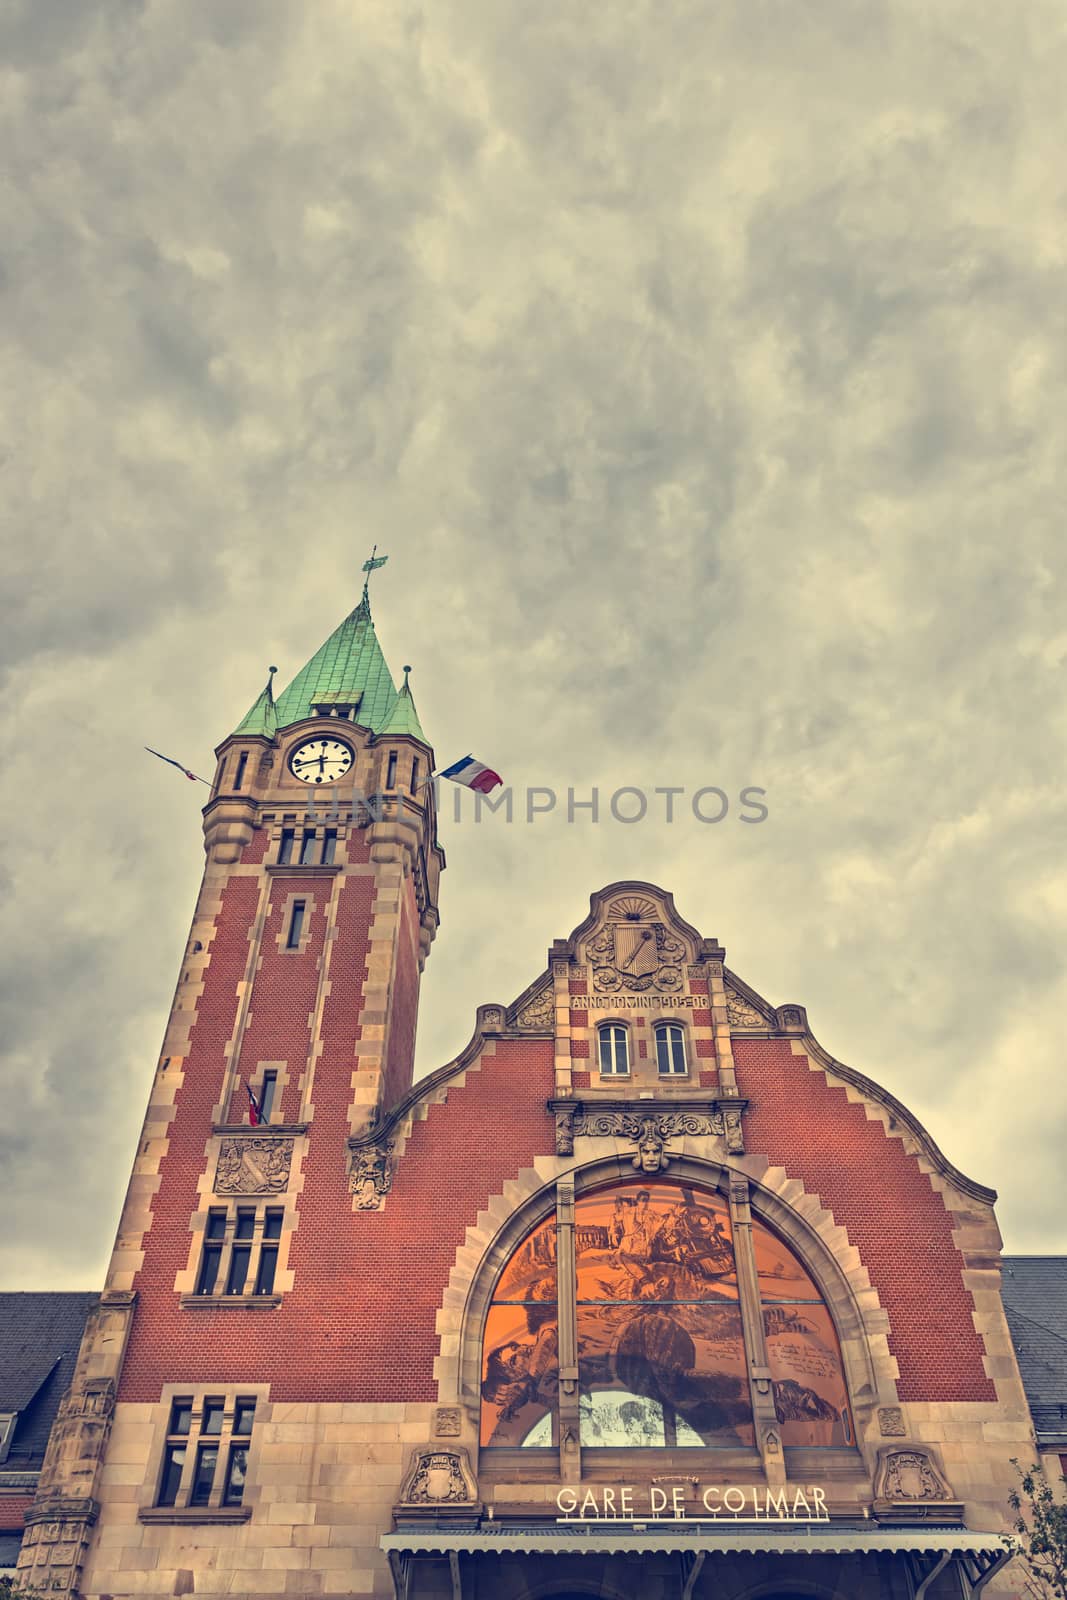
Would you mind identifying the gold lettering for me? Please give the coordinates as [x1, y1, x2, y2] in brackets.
[556, 1489, 578, 1516]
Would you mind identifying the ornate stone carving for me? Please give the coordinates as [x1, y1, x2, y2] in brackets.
[777, 1005, 806, 1029]
[215, 1136, 294, 1195]
[686, 964, 706, 979]
[554, 1110, 575, 1156]
[875, 1448, 951, 1502]
[398, 1447, 478, 1507]
[587, 909, 688, 995]
[722, 1107, 745, 1155]
[480, 1005, 504, 1029]
[517, 986, 554, 1030]
[433, 1407, 462, 1438]
[573, 1108, 721, 1171]
[726, 990, 766, 1028]
[349, 1141, 394, 1209]
[878, 1405, 907, 1437]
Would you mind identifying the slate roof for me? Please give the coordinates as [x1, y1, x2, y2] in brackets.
[1001, 1257, 1067, 1445]
[0, 1293, 95, 1469]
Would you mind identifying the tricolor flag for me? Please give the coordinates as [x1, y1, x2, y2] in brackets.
[437, 754, 503, 795]
[246, 1083, 262, 1127]
[145, 747, 210, 786]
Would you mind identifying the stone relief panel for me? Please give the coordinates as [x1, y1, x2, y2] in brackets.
[214, 1137, 294, 1195]
[726, 989, 767, 1028]
[397, 1447, 478, 1507]
[874, 1447, 952, 1502]
[433, 1407, 462, 1438]
[878, 1405, 907, 1437]
[516, 985, 554, 1030]
[587, 895, 689, 996]
[349, 1141, 394, 1210]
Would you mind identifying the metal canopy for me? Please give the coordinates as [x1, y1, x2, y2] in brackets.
[383, 1526, 1012, 1600]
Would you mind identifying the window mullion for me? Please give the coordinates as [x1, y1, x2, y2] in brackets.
[728, 1176, 786, 1485]
[555, 1180, 581, 1484]
[175, 1408, 201, 1508]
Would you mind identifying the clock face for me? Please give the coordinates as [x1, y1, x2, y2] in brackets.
[289, 738, 354, 785]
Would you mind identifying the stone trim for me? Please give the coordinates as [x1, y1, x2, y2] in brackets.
[137, 1505, 252, 1524]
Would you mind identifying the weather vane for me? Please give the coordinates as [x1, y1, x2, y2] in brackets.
[361, 545, 388, 601]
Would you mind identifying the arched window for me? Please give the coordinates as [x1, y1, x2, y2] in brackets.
[597, 1024, 629, 1077]
[654, 1021, 687, 1075]
[481, 1179, 854, 1452]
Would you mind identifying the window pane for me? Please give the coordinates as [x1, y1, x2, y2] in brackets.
[286, 901, 305, 949]
[480, 1303, 558, 1448]
[223, 1444, 249, 1505]
[321, 830, 337, 865]
[763, 1303, 854, 1447]
[168, 1401, 192, 1437]
[492, 1217, 557, 1303]
[157, 1444, 186, 1506]
[577, 1302, 753, 1448]
[205, 1211, 227, 1241]
[300, 831, 317, 865]
[278, 829, 294, 864]
[656, 1024, 686, 1075]
[751, 1217, 823, 1301]
[599, 1026, 628, 1075]
[234, 1210, 255, 1242]
[575, 1184, 737, 1303]
[263, 1209, 283, 1241]
[233, 1401, 256, 1437]
[201, 1400, 224, 1436]
[254, 1246, 277, 1296]
[190, 1444, 218, 1506]
[195, 1245, 222, 1297]
[258, 1074, 276, 1121]
[226, 1245, 251, 1296]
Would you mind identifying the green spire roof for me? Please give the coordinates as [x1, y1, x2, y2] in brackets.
[236, 588, 426, 741]
[234, 667, 279, 738]
[377, 666, 427, 741]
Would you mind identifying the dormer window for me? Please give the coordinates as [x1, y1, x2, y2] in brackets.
[311, 691, 363, 721]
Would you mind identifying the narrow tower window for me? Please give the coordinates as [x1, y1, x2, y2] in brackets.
[233, 751, 248, 791]
[277, 829, 295, 865]
[598, 1024, 629, 1077]
[321, 830, 337, 865]
[286, 900, 306, 949]
[258, 1071, 277, 1123]
[299, 830, 317, 865]
[225, 1210, 255, 1294]
[655, 1022, 688, 1076]
[410, 757, 419, 792]
[195, 1212, 227, 1296]
[255, 1210, 283, 1295]
[386, 750, 398, 790]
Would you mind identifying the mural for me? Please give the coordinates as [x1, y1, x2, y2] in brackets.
[480, 1182, 853, 1451]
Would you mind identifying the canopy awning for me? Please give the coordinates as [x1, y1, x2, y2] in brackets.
[384, 1526, 1012, 1600]
[384, 1526, 1006, 1558]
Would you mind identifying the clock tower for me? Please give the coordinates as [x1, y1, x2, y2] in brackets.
[20, 573, 444, 1594]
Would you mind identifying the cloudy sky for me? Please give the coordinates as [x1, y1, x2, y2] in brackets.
[2, 0, 1066, 1288]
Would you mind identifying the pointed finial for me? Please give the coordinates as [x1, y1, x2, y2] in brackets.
[402, 665, 412, 689]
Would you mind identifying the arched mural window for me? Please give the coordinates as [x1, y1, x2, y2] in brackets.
[481, 1180, 854, 1451]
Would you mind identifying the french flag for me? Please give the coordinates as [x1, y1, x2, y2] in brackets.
[246, 1083, 262, 1127]
[437, 754, 503, 795]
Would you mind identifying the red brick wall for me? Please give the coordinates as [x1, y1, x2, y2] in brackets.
[224, 878, 327, 1126]
[119, 1038, 555, 1403]
[0, 1494, 33, 1531]
[735, 1037, 995, 1401]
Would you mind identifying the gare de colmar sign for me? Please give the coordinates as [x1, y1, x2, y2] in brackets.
[556, 1483, 831, 1522]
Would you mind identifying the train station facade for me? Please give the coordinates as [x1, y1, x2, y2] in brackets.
[17, 589, 1042, 1597]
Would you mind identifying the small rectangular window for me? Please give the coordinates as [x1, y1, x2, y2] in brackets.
[410, 757, 419, 792]
[254, 1246, 277, 1296]
[223, 1444, 249, 1506]
[169, 1400, 193, 1437]
[286, 900, 306, 949]
[233, 1400, 257, 1437]
[321, 829, 337, 865]
[201, 1399, 224, 1437]
[158, 1443, 186, 1507]
[299, 830, 317, 865]
[233, 752, 248, 791]
[258, 1071, 277, 1122]
[278, 829, 294, 864]
[189, 1443, 219, 1506]
[386, 750, 398, 789]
